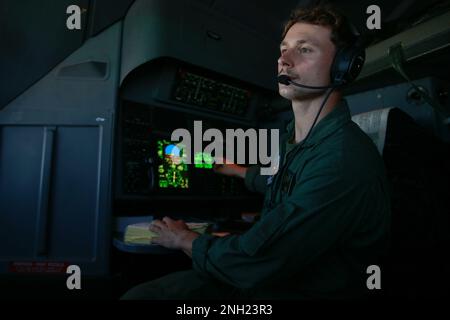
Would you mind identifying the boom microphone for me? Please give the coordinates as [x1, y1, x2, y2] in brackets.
[277, 74, 335, 89]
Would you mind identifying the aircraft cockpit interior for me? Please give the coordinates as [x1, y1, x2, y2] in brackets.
[1, 0, 449, 302]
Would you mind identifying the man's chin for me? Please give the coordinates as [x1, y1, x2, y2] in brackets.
[278, 86, 299, 99]
[278, 90, 292, 100]
[278, 89, 322, 101]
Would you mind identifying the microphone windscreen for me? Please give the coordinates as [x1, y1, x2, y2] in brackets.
[277, 75, 291, 85]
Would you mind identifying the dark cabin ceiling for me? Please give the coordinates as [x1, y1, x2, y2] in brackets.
[1, 0, 449, 108]
[203, 0, 450, 45]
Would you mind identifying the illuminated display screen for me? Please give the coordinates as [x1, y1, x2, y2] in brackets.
[194, 152, 214, 169]
[157, 139, 189, 189]
[156, 139, 215, 189]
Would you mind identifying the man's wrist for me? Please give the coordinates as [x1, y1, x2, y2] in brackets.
[177, 230, 200, 252]
[236, 166, 248, 179]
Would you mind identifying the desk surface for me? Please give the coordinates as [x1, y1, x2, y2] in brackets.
[113, 216, 255, 254]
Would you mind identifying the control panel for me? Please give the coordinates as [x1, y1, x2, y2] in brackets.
[117, 101, 253, 199]
[171, 67, 252, 116]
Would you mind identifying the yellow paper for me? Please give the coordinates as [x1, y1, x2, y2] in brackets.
[124, 222, 210, 245]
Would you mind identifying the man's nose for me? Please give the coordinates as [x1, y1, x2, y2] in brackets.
[277, 50, 293, 69]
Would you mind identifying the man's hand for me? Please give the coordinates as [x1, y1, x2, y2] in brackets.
[149, 217, 200, 256]
[213, 157, 248, 179]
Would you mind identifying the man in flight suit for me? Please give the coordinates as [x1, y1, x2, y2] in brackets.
[122, 5, 391, 300]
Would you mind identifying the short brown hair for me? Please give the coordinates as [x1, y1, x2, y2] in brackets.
[282, 5, 356, 49]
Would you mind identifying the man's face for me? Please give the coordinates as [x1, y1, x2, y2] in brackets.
[278, 22, 336, 100]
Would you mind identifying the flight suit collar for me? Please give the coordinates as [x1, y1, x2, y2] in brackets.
[285, 99, 351, 150]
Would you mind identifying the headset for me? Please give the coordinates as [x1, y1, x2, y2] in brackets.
[329, 35, 366, 86]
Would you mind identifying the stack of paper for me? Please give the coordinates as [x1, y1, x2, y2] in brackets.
[124, 222, 210, 245]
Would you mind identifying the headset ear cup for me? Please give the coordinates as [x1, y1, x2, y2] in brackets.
[348, 49, 365, 82]
[330, 44, 366, 86]
[330, 47, 345, 85]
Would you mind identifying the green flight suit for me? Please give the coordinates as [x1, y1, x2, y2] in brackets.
[122, 100, 391, 300]
[193, 101, 390, 298]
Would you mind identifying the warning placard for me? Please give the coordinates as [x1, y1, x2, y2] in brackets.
[9, 261, 69, 274]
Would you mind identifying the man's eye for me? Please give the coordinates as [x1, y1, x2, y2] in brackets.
[298, 47, 312, 53]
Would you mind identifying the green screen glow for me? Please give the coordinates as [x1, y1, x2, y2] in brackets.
[194, 152, 214, 169]
[157, 140, 189, 189]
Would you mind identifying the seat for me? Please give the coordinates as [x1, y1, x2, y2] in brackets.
[352, 107, 450, 298]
